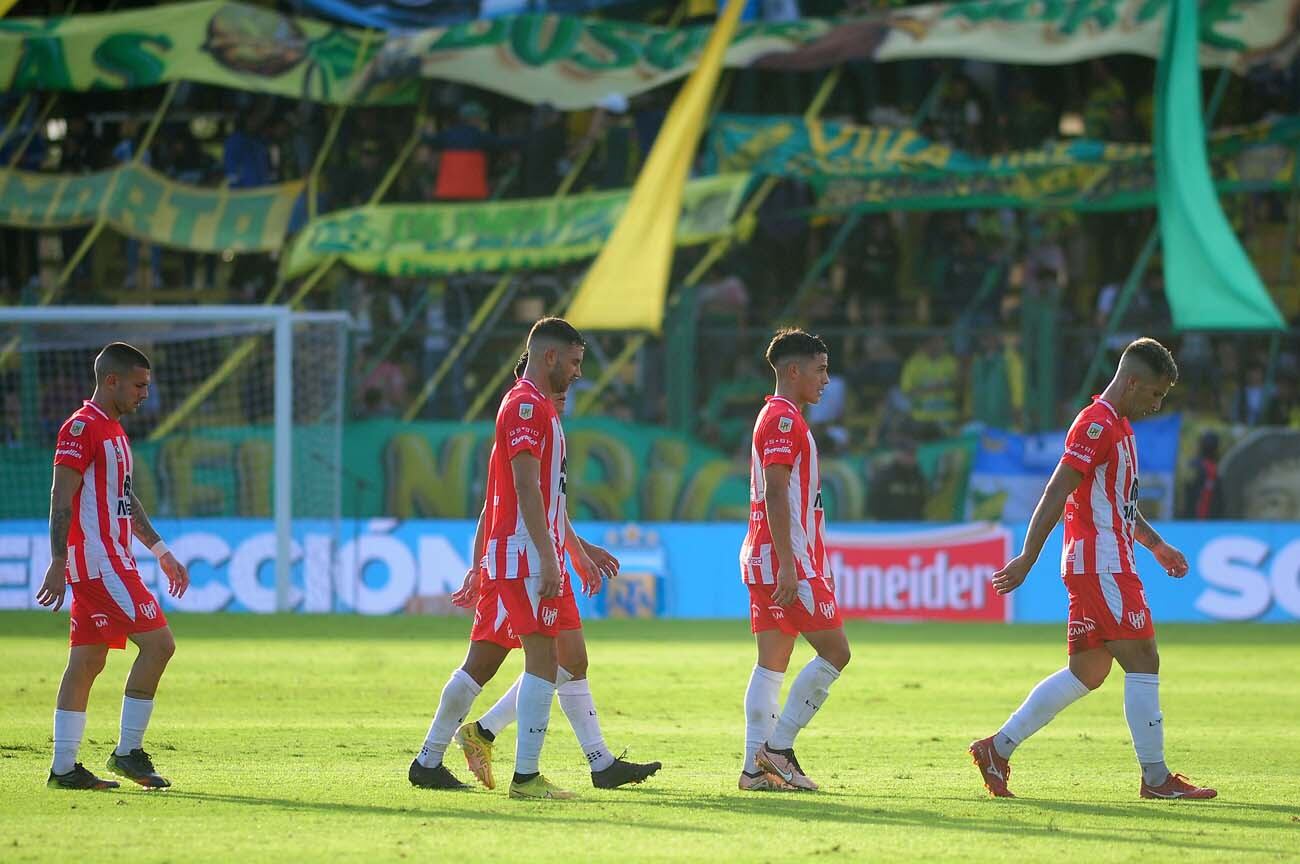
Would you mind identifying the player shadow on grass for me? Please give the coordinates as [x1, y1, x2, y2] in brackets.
[609, 788, 1284, 856]
[994, 796, 1300, 827]
[161, 790, 710, 832]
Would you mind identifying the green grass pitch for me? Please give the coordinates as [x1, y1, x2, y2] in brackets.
[1, 613, 1297, 863]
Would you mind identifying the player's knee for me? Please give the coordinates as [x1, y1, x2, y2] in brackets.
[1078, 667, 1109, 690]
[75, 651, 107, 679]
[827, 644, 851, 671]
[146, 631, 176, 663]
[561, 655, 588, 680]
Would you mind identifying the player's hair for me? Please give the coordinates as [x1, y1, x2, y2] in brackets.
[765, 328, 828, 370]
[527, 317, 585, 349]
[1120, 337, 1178, 383]
[94, 342, 151, 384]
[514, 351, 529, 379]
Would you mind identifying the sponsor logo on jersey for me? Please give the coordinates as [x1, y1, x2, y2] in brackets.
[1086, 422, 1104, 439]
[764, 444, 792, 457]
[1065, 446, 1094, 464]
[778, 416, 793, 433]
[70, 420, 85, 437]
[1127, 609, 1148, 630]
[139, 601, 158, 620]
[541, 606, 558, 627]
[519, 402, 534, 420]
[1067, 617, 1097, 638]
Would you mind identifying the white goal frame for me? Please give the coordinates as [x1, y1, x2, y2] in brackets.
[1, 305, 349, 612]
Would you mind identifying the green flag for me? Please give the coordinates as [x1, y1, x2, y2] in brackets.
[1155, 0, 1285, 331]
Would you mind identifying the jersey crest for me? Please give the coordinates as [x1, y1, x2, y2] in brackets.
[519, 402, 534, 420]
[69, 420, 85, 437]
[1086, 422, 1104, 439]
[778, 416, 793, 433]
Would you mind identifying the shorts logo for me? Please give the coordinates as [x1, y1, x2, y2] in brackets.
[70, 420, 85, 437]
[519, 403, 534, 420]
[767, 605, 785, 620]
[1127, 609, 1147, 630]
[91, 613, 109, 629]
[818, 601, 836, 619]
[1086, 422, 1104, 440]
[750, 603, 762, 621]
[1068, 617, 1097, 638]
[541, 607, 558, 627]
[139, 601, 158, 620]
[778, 417, 793, 433]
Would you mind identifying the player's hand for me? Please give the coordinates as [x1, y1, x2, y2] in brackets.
[991, 554, 1033, 595]
[571, 546, 604, 597]
[1153, 542, 1189, 579]
[159, 551, 189, 599]
[36, 559, 68, 612]
[773, 565, 798, 607]
[450, 567, 480, 608]
[539, 557, 562, 599]
[583, 541, 620, 582]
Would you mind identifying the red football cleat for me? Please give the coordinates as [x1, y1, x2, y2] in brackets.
[969, 736, 1014, 798]
[1140, 772, 1217, 800]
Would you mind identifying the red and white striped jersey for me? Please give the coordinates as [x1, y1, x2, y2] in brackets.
[477, 440, 571, 597]
[1060, 396, 1139, 576]
[482, 378, 568, 581]
[740, 395, 827, 585]
[52, 400, 139, 585]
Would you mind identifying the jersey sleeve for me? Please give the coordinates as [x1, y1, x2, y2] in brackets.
[1061, 415, 1115, 476]
[757, 412, 800, 469]
[501, 397, 549, 460]
[53, 417, 96, 474]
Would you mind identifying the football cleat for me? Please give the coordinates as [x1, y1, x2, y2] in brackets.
[755, 743, 817, 791]
[408, 758, 470, 790]
[105, 749, 170, 789]
[738, 769, 794, 792]
[592, 754, 662, 789]
[1141, 772, 1218, 800]
[47, 763, 120, 790]
[969, 736, 1014, 798]
[455, 722, 496, 790]
[509, 774, 576, 800]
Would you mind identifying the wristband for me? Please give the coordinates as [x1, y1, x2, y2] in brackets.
[150, 540, 170, 559]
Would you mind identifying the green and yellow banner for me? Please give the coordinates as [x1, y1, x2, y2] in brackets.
[5, 0, 1298, 108]
[283, 173, 750, 278]
[704, 114, 1300, 212]
[1, 0, 410, 104]
[0, 165, 304, 252]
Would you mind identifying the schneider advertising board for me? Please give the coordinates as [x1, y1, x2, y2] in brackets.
[0, 520, 1296, 623]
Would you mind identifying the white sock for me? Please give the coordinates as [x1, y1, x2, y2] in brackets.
[1124, 672, 1170, 785]
[995, 667, 1090, 758]
[416, 669, 482, 768]
[52, 709, 86, 775]
[743, 665, 783, 773]
[558, 677, 613, 772]
[769, 657, 841, 751]
[479, 666, 573, 738]
[514, 673, 556, 776]
[115, 696, 154, 756]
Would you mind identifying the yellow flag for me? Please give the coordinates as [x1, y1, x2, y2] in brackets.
[566, 0, 746, 335]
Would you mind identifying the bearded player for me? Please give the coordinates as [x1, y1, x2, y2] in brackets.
[969, 338, 1217, 800]
[37, 342, 190, 790]
[449, 352, 661, 790]
[739, 329, 851, 792]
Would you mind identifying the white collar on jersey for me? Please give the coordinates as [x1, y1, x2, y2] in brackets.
[515, 377, 545, 399]
[1094, 396, 1119, 419]
[769, 395, 800, 413]
[82, 400, 110, 421]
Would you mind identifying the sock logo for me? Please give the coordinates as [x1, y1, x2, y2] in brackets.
[1148, 719, 1163, 727]
[585, 750, 602, 765]
[528, 725, 548, 734]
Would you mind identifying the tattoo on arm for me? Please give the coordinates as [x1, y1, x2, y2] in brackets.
[130, 493, 162, 547]
[1134, 515, 1160, 549]
[49, 500, 72, 558]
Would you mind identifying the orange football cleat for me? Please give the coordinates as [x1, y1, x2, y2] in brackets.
[1140, 772, 1217, 800]
[969, 736, 1015, 798]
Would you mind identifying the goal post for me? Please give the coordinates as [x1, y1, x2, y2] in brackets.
[0, 305, 350, 612]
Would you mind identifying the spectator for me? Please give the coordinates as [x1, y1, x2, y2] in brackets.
[427, 101, 520, 201]
[869, 441, 928, 521]
[933, 229, 989, 325]
[1180, 431, 1224, 519]
[520, 103, 566, 197]
[900, 333, 960, 437]
[1236, 365, 1272, 426]
[838, 215, 899, 321]
[224, 114, 273, 188]
[967, 331, 1025, 430]
[1264, 375, 1299, 427]
[334, 139, 384, 208]
[583, 93, 637, 191]
[806, 371, 849, 453]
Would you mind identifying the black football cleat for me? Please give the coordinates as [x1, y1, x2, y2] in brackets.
[106, 749, 171, 788]
[47, 762, 120, 790]
[409, 758, 470, 790]
[591, 754, 662, 789]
